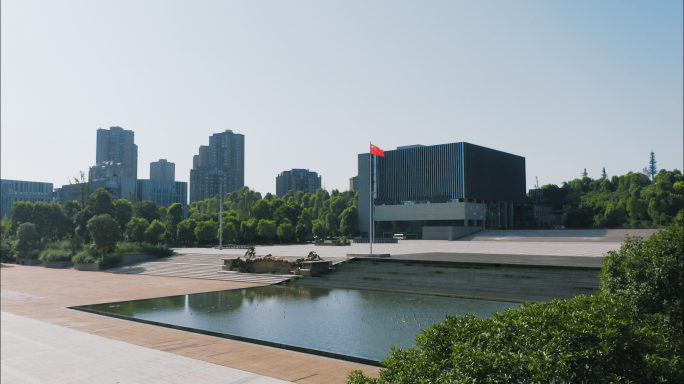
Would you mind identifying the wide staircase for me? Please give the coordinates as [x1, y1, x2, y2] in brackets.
[293, 258, 600, 302]
[106, 253, 293, 285]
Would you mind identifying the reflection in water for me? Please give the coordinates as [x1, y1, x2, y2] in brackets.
[82, 285, 518, 361]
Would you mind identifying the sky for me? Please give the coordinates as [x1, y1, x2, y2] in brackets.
[2, 0, 682, 196]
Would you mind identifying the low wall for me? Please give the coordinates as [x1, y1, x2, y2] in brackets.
[16, 258, 42, 266]
[75, 263, 100, 271]
[422, 226, 482, 240]
[43, 261, 74, 268]
[121, 254, 157, 265]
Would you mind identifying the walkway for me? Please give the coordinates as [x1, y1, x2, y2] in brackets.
[1, 311, 292, 384]
[0, 265, 381, 383]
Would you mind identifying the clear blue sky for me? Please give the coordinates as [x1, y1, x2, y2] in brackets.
[2, 1, 682, 195]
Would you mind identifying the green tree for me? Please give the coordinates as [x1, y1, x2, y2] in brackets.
[600, 214, 683, 335]
[134, 201, 159, 223]
[86, 214, 120, 255]
[194, 220, 218, 244]
[158, 206, 168, 223]
[295, 222, 310, 243]
[339, 206, 359, 236]
[31, 201, 56, 239]
[14, 223, 39, 251]
[312, 219, 326, 239]
[251, 199, 273, 221]
[87, 188, 115, 216]
[113, 199, 134, 230]
[240, 218, 258, 243]
[276, 222, 294, 243]
[62, 200, 81, 222]
[325, 212, 338, 236]
[145, 220, 167, 243]
[257, 219, 277, 243]
[176, 219, 197, 244]
[167, 203, 184, 240]
[10, 201, 33, 232]
[601, 167, 608, 179]
[73, 209, 94, 241]
[125, 217, 149, 243]
[218, 222, 238, 244]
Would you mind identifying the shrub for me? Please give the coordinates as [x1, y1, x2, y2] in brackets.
[87, 214, 120, 255]
[98, 253, 122, 269]
[115, 242, 143, 255]
[144, 219, 166, 243]
[72, 250, 98, 264]
[17, 249, 40, 259]
[349, 296, 682, 383]
[39, 249, 73, 262]
[14, 223, 39, 251]
[125, 217, 149, 243]
[141, 243, 174, 257]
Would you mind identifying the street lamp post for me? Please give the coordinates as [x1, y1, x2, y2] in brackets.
[219, 178, 224, 250]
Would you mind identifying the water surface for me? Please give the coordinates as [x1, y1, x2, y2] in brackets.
[80, 285, 518, 361]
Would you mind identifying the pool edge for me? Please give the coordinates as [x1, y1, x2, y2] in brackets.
[68, 306, 383, 368]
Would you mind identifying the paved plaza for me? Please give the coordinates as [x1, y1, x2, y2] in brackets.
[0, 229, 659, 383]
[0, 265, 380, 383]
[2, 311, 291, 384]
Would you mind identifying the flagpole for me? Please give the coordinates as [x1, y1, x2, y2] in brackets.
[369, 142, 373, 255]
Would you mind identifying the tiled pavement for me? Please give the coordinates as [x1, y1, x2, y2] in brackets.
[0, 265, 380, 383]
[1, 311, 292, 384]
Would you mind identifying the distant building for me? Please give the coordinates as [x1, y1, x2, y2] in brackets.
[358, 142, 526, 239]
[519, 188, 580, 228]
[349, 176, 358, 191]
[190, 130, 245, 203]
[91, 176, 137, 201]
[276, 169, 321, 197]
[150, 159, 175, 181]
[1, 179, 53, 219]
[137, 180, 187, 210]
[92, 126, 138, 180]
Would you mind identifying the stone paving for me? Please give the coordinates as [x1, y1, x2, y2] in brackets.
[1, 311, 292, 384]
[0, 265, 380, 383]
[177, 237, 625, 259]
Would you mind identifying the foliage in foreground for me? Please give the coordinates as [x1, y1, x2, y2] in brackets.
[349, 216, 684, 383]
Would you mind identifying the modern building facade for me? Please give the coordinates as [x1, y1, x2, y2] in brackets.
[92, 126, 138, 180]
[349, 176, 358, 191]
[518, 187, 580, 228]
[137, 180, 188, 209]
[358, 142, 526, 239]
[190, 130, 245, 203]
[150, 159, 175, 181]
[1, 179, 53, 218]
[276, 169, 321, 196]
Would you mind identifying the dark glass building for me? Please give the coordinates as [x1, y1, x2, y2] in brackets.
[358, 142, 526, 239]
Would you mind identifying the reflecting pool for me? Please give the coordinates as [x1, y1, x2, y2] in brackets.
[78, 285, 518, 361]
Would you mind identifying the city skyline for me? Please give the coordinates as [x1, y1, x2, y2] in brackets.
[1, 1, 682, 196]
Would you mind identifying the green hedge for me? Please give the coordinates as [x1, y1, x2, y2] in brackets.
[71, 250, 122, 269]
[39, 249, 72, 262]
[16, 249, 40, 259]
[114, 242, 174, 257]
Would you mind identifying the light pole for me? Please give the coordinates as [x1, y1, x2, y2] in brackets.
[219, 178, 224, 250]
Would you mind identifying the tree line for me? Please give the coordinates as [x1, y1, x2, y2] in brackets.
[553, 167, 682, 228]
[181, 187, 359, 244]
[0, 186, 359, 255]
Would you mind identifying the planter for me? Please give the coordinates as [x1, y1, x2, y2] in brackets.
[15, 258, 42, 266]
[43, 260, 74, 268]
[75, 262, 100, 271]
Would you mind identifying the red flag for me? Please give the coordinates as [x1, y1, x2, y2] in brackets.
[370, 144, 385, 157]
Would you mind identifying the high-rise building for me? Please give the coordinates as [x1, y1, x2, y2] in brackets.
[358, 142, 526, 239]
[190, 130, 245, 203]
[137, 180, 188, 210]
[276, 169, 321, 197]
[150, 159, 175, 181]
[91, 126, 138, 180]
[349, 176, 358, 191]
[1, 179, 53, 219]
